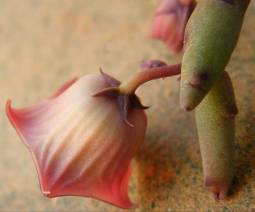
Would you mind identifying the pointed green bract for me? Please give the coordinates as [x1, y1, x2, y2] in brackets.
[180, 0, 250, 110]
[195, 71, 238, 199]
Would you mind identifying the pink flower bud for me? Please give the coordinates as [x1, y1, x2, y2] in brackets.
[150, 0, 196, 53]
[6, 73, 147, 208]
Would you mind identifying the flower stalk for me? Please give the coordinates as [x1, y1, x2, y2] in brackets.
[119, 63, 181, 95]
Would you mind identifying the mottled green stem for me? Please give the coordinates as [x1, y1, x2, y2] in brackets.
[195, 71, 238, 199]
[180, 0, 250, 111]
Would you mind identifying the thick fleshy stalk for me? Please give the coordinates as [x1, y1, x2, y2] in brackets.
[195, 71, 238, 199]
[180, 0, 250, 110]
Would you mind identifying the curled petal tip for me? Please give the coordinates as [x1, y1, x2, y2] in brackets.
[6, 100, 14, 128]
[6, 100, 17, 132]
[6, 100, 27, 145]
[6, 100, 13, 117]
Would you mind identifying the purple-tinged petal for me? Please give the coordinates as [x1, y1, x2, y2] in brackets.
[150, 0, 196, 53]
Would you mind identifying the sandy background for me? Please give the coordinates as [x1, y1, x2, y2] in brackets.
[0, 0, 255, 211]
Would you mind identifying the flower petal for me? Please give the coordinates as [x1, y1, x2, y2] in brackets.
[150, 0, 195, 53]
[6, 74, 147, 208]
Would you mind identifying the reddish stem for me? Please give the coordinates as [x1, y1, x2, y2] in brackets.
[119, 63, 181, 94]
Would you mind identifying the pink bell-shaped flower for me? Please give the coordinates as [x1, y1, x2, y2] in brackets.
[150, 0, 196, 53]
[6, 72, 147, 208]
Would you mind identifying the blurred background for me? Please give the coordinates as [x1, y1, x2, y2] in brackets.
[0, 0, 254, 211]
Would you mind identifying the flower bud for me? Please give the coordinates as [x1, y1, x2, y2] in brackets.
[6, 72, 147, 208]
[150, 0, 196, 53]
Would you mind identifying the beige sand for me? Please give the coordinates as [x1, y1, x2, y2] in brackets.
[0, 0, 255, 211]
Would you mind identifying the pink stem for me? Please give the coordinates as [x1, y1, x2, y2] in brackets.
[119, 63, 181, 94]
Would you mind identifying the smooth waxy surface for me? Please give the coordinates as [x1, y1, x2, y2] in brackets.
[180, 0, 249, 110]
[0, 0, 255, 211]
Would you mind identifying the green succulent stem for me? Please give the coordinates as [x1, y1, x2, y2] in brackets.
[119, 64, 181, 95]
[195, 71, 238, 200]
[180, 0, 250, 111]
